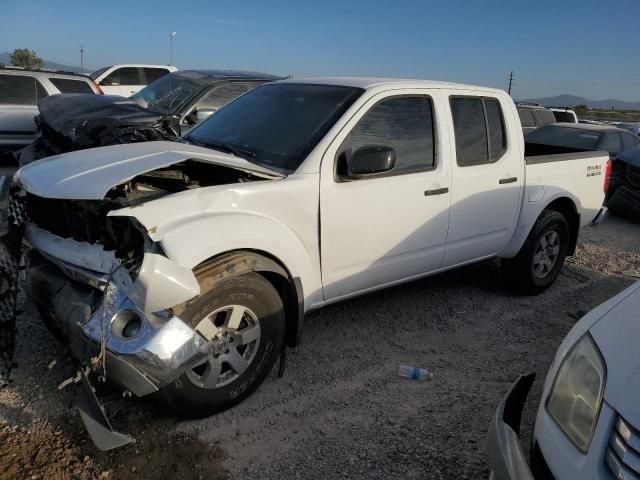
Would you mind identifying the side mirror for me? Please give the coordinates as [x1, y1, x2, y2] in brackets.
[196, 107, 217, 123]
[348, 145, 396, 178]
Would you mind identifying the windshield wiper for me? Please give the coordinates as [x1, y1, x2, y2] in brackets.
[184, 137, 256, 159]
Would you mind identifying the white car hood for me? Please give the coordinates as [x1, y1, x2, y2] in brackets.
[588, 282, 640, 421]
[15, 141, 283, 200]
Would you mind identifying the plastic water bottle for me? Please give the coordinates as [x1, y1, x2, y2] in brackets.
[398, 364, 433, 381]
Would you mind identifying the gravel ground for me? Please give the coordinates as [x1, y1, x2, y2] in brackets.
[1, 215, 639, 479]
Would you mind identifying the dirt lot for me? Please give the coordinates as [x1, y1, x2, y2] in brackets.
[1, 215, 639, 480]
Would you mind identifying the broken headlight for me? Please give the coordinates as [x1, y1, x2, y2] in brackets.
[546, 334, 606, 453]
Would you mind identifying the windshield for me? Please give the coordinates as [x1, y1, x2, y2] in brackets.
[131, 72, 208, 115]
[525, 125, 603, 150]
[183, 83, 363, 173]
[89, 66, 110, 80]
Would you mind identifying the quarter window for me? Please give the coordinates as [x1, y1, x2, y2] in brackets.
[143, 68, 169, 84]
[451, 97, 507, 166]
[347, 96, 436, 174]
[0, 74, 48, 105]
[49, 78, 94, 94]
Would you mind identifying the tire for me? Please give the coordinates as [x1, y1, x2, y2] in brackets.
[158, 272, 285, 418]
[502, 210, 570, 295]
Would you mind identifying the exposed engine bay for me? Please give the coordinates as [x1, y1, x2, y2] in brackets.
[26, 160, 266, 263]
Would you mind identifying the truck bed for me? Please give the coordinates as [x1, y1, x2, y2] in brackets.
[524, 142, 608, 165]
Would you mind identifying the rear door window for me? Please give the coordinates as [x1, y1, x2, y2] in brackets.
[451, 97, 507, 166]
[48, 77, 94, 94]
[0, 74, 48, 105]
[118, 68, 142, 85]
[143, 68, 170, 84]
[518, 109, 536, 128]
[451, 98, 488, 165]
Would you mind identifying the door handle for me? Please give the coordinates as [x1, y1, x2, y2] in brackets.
[424, 187, 449, 196]
[499, 177, 518, 184]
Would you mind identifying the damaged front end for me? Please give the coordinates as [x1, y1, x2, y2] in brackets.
[12, 142, 282, 449]
[24, 216, 210, 449]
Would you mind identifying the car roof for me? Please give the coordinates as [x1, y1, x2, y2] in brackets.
[549, 122, 624, 132]
[0, 67, 92, 80]
[188, 69, 283, 81]
[276, 76, 506, 94]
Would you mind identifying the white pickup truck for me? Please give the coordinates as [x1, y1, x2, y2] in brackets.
[16, 78, 609, 448]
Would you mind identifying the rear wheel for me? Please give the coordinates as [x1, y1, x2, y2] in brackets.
[158, 272, 285, 418]
[502, 210, 569, 294]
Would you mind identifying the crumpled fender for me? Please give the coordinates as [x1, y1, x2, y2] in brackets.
[24, 223, 200, 313]
[110, 208, 321, 310]
[129, 253, 200, 313]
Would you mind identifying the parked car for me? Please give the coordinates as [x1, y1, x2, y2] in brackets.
[15, 78, 608, 449]
[15, 70, 281, 165]
[617, 122, 640, 137]
[525, 123, 640, 159]
[89, 64, 177, 96]
[0, 67, 101, 152]
[550, 108, 578, 123]
[525, 123, 640, 222]
[517, 104, 557, 133]
[487, 280, 640, 480]
[608, 146, 640, 223]
[579, 119, 606, 125]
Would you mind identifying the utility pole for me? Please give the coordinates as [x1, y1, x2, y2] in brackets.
[170, 32, 176, 66]
[507, 70, 514, 95]
[80, 45, 84, 73]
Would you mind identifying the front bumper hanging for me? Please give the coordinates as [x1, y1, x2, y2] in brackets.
[486, 374, 536, 480]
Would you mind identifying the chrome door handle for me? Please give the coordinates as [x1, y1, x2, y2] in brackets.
[424, 187, 449, 196]
[499, 177, 518, 184]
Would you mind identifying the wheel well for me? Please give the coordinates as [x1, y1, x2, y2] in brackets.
[179, 250, 303, 348]
[544, 197, 580, 255]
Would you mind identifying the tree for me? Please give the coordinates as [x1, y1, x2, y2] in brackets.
[574, 104, 589, 116]
[9, 49, 44, 69]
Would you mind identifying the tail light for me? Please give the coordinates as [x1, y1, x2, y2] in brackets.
[93, 81, 104, 95]
[604, 158, 612, 194]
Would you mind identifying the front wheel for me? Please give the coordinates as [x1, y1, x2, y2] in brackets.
[502, 210, 569, 294]
[158, 272, 285, 418]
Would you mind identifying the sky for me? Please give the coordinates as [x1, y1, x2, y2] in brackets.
[1, 0, 640, 101]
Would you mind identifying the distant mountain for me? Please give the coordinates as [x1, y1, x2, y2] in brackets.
[0, 51, 89, 73]
[520, 94, 640, 111]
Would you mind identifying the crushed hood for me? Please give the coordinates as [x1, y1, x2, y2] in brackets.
[37, 93, 164, 146]
[15, 141, 283, 200]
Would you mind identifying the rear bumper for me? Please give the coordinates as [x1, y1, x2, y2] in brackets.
[486, 374, 536, 480]
[590, 206, 608, 226]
